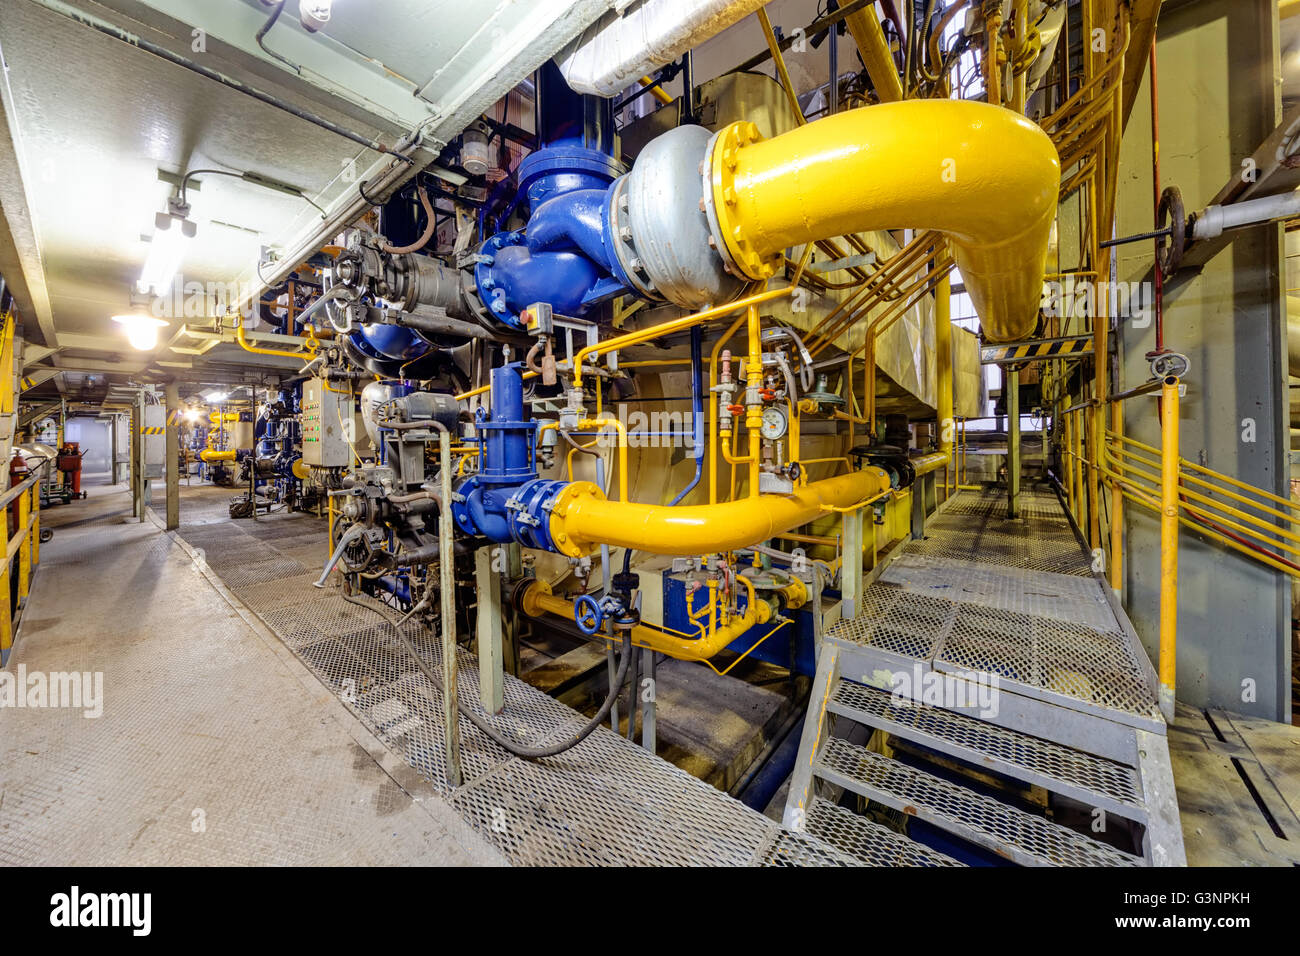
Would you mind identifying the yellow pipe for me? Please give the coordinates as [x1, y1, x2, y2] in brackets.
[843, 5, 904, 102]
[706, 102, 1059, 342]
[639, 76, 674, 106]
[757, 8, 807, 126]
[520, 578, 772, 663]
[1159, 378, 1178, 719]
[911, 451, 950, 477]
[545, 468, 892, 559]
[574, 417, 628, 503]
[935, 274, 953, 496]
[200, 449, 238, 463]
[235, 322, 317, 360]
[744, 304, 762, 497]
[573, 286, 790, 388]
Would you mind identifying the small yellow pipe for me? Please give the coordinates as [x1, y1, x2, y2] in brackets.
[745, 303, 762, 497]
[573, 286, 791, 389]
[757, 8, 807, 125]
[639, 76, 674, 106]
[521, 578, 772, 663]
[236, 322, 317, 360]
[574, 417, 628, 502]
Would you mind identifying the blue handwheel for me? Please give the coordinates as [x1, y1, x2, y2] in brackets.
[574, 594, 603, 635]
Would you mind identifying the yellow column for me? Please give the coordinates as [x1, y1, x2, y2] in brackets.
[936, 276, 954, 500]
[1158, 377, 1179, 722]
[30, 485, 39, 566]
[1109, 400, 1123, 591]
[745, 304, 762, 498]
[17, 486, 30, 601]
[0, 553, 10, 662]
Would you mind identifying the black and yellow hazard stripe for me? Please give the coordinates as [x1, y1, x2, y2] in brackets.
[980, 335, 1093, 365]
[140, 426, 165, 436]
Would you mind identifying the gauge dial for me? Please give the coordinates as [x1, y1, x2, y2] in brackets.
[760, 406, 788, 440]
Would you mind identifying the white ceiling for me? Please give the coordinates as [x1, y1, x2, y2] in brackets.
[0, 0, 617, 393]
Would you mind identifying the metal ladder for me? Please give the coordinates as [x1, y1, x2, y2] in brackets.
[783, 639, 1185, 866]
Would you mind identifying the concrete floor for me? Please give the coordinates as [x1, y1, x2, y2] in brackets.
[0, 478, 503, 865]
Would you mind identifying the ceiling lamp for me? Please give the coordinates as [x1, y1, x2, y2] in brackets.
[299, 0, 332, 32]
[110, 313, 170, 351]
[137, 197, 196, 297]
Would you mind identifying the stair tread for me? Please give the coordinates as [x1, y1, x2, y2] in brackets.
[829, 679, 1145, 813]
[803, 797, 964, 867]
[815, 735, 1144, 867]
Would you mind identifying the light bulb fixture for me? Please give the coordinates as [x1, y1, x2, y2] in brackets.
[137, 196, 196, 297]
[299, 0, 332, 32]
[111, 313, 170, 351]
[184, 408, 201, 423]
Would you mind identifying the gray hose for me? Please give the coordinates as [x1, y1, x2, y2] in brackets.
[341, 585, 633, 760]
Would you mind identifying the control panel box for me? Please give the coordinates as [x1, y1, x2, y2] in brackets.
[302, 378, 352, 467]
[143, 404, 165, 479]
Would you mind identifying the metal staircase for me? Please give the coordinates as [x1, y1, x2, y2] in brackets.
[783, 486, 1186, 866]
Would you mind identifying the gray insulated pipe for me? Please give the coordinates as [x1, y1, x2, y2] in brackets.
[605, 123, 746, 310]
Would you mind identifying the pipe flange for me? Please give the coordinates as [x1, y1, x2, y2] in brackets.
[606, 176, 661, 301]
[545, 479, 604, 559]
[705, 121, 783, 282]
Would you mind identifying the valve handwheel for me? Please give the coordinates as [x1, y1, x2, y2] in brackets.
[1155, 185, 1186, 279]
[574, 593, 604, 635]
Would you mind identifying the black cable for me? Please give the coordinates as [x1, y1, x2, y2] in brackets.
[255, 1, 301, 75]
[341, 584, 633, 760]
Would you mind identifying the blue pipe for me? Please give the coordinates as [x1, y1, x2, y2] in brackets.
[668, 327, 704, 506]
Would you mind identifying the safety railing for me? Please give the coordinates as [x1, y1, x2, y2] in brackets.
[1058, 375, 1300, 719]
[0, 461, 48, 664]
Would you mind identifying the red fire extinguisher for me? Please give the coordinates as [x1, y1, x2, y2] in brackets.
[8, 450, 29, 526]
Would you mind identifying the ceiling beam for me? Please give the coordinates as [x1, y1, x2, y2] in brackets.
[1121, 0, 1163, 133]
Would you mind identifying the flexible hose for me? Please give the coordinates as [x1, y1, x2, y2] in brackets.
[380, 185, 437, 255]
[341, 586, 633, 760]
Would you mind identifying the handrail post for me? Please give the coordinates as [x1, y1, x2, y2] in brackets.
[17, 485, 30, 602]
[1159, 376, 1179, 722]
[30, 483, 40, 566]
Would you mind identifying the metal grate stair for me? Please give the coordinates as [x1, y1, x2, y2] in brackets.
[827, 680, 1147, 823]
[782, 486, 1185, 866]
[803, 796, 964, 867]
[815, 734, 1143, 866]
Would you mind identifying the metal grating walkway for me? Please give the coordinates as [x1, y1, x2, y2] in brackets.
[170, 490, 897, 866]
[834, 486, 1163, 725]
[816, 735, 1143, 866]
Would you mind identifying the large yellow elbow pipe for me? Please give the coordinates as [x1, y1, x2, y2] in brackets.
[706, 101, 1060, 342]
[544, 467, 892, 558]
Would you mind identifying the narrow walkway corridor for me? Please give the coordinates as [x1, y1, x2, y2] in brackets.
[0, 480, 501, 865]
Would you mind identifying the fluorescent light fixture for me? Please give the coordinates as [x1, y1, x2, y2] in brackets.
[137, 198, 196, 297]
[111, 313, 170, 351]
[203, 389, 229, 403]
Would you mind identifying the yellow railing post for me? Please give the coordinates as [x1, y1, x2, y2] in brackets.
[30, 484, 40, 566]
[1109, 400, 1123, 592]
[17, 486, 30, 601]
[1158, 376, 1179, 722]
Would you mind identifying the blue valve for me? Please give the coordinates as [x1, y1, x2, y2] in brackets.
[574, 594, 604, 635]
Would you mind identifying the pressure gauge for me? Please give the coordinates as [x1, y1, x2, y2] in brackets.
[760, 406, 788, 440]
